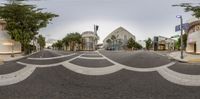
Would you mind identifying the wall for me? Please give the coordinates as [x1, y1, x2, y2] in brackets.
[0, 31, 21, 54]
[186, 31, 200, 53]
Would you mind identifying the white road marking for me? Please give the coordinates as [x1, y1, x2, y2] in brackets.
[62, 62, 122, 75]
[97, 51, 176, 72]
[3, 51, 200, 87]
[158, 67, 200, 86]
[123, 62, 176, 72]
[0, 66, 36, 86]
[78, 56, 105, 60]
[27, 53, 76, 60]
[17, 62, 62, 68]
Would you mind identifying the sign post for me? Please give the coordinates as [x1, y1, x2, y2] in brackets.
[175, 16, 189, 59]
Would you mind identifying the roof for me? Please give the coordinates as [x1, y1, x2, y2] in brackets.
[186, 19, 200, 33]
[82, 31, 95, 35]
[81, 31, 97, 38]
[156, 36, 176, 41]
[103, 26, 135, 42]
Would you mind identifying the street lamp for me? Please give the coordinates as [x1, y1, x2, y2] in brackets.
[176, 15, 184, 59]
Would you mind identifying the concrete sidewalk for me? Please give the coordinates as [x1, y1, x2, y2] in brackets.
[0, 51, 39, 63]
[168, 51, 200, 63]
[0, 54, 24, 62]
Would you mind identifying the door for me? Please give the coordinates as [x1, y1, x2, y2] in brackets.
[194, 43, 197, 53]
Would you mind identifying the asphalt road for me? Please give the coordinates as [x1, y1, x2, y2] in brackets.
[0, 50, 200, 99]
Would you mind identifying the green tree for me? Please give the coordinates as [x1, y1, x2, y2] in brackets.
[52, 40, 63, 50]
[127, 38, 143, 50]
[135, 42, 143, 49]
[62, 35, 69, 50]
[127, 38, 135, 50]
[37, 34, 45, 50]
[64, 32, 82, 51]
[106, 39, 112, 49]
[0, 2, 58, 54]
[176, 33, 188, 50]
[173, 3, 200, 18]
[145, 38, 152, 50]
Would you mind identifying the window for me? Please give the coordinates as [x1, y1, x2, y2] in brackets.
[196, 25, 200, 31]
[124, 35, 127, 41]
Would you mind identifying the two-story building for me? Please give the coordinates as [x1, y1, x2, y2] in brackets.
[81, 31, 98, 51]
[153, 36, 176, 51]
[186, 18, 200, 54]
[103, 27, 135, 50]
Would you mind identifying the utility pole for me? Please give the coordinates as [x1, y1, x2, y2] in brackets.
[180, 16, 184, 59]
[176, 15, 184, 59]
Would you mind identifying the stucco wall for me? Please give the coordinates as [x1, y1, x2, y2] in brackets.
[0, 31, 21, 54]
[186, 31, 200, 53]
[82, 31, 98, 51]
[0, 40, 21, 54]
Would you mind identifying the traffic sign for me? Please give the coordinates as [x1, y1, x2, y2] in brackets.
[175, 23, 189, 32]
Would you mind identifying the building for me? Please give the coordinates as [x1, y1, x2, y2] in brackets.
[81, 31, 98, 51]
[103, 27, 135, 50]
[186, 18, 200, 54]
[0, 19, 21, 54]
[46, 39, 57, 49]
[153, 36, 176, 51]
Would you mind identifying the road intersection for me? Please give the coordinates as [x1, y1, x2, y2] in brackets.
[1, 50, 200, 98]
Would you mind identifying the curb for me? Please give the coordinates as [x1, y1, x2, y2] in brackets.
[151, 51, 188, 63]
[0, 59, 3, 65]
[3, 51, 40, 62]
[168, 56, 188, 63]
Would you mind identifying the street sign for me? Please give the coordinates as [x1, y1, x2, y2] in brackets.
[175, 25, 180, 32]
[175, 23, 189, 32]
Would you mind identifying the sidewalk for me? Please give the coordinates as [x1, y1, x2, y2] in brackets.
[0, 59, 3, 65]
[0, 54, 24, 62]
[0, 51, 39, 63]
[168, 51, 200, 63]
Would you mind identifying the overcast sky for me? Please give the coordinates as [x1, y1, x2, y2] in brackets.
[1, 0, 200, 43]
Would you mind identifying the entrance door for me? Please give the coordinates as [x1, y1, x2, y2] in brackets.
[194, 43, 197, 53]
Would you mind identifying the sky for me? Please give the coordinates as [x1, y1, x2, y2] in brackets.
[1, 0, 200, 43]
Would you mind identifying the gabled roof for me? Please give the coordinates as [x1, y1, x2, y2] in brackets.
[103, 26, 135, 42]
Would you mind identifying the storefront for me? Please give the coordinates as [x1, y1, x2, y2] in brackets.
[153, 36, 175, 51]
[186, 18, 200, 54]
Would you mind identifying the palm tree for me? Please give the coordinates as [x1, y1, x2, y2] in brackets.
[37, 35, 46, 50]
[52, 40, 63, 50]
[65, 32, 82, 51]
[106, 39, 111, 49]
[62, 35, 69, 51]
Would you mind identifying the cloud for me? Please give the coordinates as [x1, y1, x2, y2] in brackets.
[0, 0, 197, 43]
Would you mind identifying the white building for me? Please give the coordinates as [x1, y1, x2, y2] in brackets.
[0, 20, 21, 54]
[153, 36, 176, 51]
[46, 39, 57, 49]
[186, 18, 200, 54]
[81, 31, 98, 51]
[103, 27, 135, 50]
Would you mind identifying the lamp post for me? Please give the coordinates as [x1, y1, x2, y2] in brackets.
[176, 15, 184, 59]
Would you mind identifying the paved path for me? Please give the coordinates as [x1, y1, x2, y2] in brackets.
[1, 50, 200, 98]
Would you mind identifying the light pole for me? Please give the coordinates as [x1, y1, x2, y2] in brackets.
[176, 15, 184, 59]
